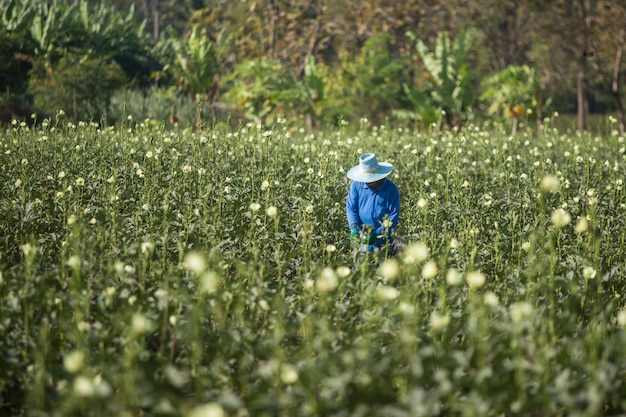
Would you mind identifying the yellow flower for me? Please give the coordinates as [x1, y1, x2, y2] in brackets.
[336, 266, 351, 278]
[378, 259, 400, 281]
[484, 291, 499, 307]
[582, 266, 596, 280]
[618, 309, 626, 327]
[316, 267, 338, 292]
[66, 255, 81, 270]
[266, 205, 278, 217]
[376, 285, 399, 301]
[446, 268, 463, 286]
[73, 376, 95, 397]
[63, 351, 85, 373]
[183, 252, 206, 274]
[429, 311, 450, 332]
[421, 261, 439, 280]
[187, 402, 225, 417]
[280, 363, 299, 384]
[402, 242, 429, 264]
[575, 217, 589, 234]
[466, 270, 486, 289]
[131, 313, 150, 334]
[541, 174, 560, 193]
[199, 271, 221, 294]
[510, 302, 533, 325]
[141, 241, 154, 254]
[551, 208, 571, 229]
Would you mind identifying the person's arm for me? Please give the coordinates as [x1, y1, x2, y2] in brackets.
[346, 182, 361, 233]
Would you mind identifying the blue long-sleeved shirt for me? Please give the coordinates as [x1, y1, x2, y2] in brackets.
[346, 179, 400, 244]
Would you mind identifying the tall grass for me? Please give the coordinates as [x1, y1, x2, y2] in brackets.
[1, 114, 626, 416]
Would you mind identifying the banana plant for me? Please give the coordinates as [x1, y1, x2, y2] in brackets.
[480, 65, 550, 135]
[168, 25, 229, 129]
[29, 0, 78, 67]
[303, 54, 325, 131]
[222, 57, 309, 124]
[1, 0, 35, 32]
[407, 30, 475, 127]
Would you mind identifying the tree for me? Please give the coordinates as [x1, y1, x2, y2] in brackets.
[0, 0, 36, 95]
[77, 0, 160, 88]
[303, 54, 325, 131]
[465, 0, 536, 72]
[531, 0, 623, 133]
[480, 65, 549, 135]
[345, 33, 411, 123]
[585, 0, 626, 135]
[222, 57, 310, 125]
[19, 0, 160, 122]
[167, 24, 229, 129]
[30, 53, 127, 121]
[407, 30, 475, 127]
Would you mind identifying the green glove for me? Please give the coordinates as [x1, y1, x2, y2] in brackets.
[350, 230, 360, 244]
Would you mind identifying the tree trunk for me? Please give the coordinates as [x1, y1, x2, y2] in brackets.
[588, 24, 626, 136]
[305, 113, 314, 133]
[577, 58, 587, 133]
[151, 0, 160, 39]
[267, 0, 276, 59]
[195, 95, 203, 131]
[612, 28, 625, 136]
[73, 91, 77, 121]
[576, 0, 590, 134]
[511, 116, 518, 136]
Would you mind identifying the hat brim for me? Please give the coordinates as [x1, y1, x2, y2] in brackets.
[346, 162, 393, 182]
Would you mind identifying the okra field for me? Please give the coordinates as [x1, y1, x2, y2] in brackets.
[3, 114, 626, 416]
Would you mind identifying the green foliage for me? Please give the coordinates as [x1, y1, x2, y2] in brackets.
[345, 33, 411, 122]
[0, 0, 35, 32]
[407, 30, 476, 127]
[311, 61, 357, 126]
[108, 85, 242, 128]
[167, 25, 221, 98]
[480, 64, 550, 119]
[29, 53, 127, 121]
[304, 55, 324, 109]
[29, 0, 80, 65]
[1, 0, 623, 130]
[222, 57, 310, 124]
[75, 0, 160, 87]
[24, 0, 156, 73]
[166, 24, 229, 128]
[0, 27, 32, 95]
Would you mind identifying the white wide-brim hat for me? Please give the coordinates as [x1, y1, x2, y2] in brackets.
[346, 153, 393, 182]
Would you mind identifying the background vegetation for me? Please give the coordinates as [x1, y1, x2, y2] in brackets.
[1, 0, 625, 133]
[3, 1, 626, 415]
[2, 112, 626, 416]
